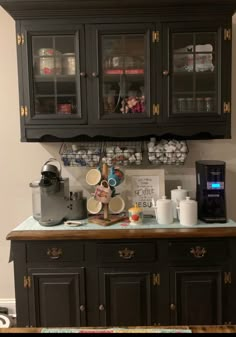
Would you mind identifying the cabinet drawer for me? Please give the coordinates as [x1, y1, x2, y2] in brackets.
[168, 240, 228, 264]
[97, 242, 157, 263]
[26, 242, 84, 262]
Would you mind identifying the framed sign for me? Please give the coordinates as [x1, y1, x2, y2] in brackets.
[124, 169, 165, 215]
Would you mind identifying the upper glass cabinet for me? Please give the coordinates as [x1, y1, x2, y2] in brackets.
[102, 34, 145, 115]
[32, 35, 78, 116]
[20, 22, 87, 125]
[161, 22, 227, 121]
[171, 31, 217, 115]
[87, 23, 155, 124]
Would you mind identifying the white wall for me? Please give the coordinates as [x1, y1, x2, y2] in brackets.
[0, 7, 236, 303]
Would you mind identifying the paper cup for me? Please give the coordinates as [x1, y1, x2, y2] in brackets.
[86, 168, 101, 186]
[87, 197, 102, 214]
[109, 195, 125, 214]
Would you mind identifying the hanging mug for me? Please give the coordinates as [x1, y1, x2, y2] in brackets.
[94, 180, 112, 204]
[108, 167, 124, 187]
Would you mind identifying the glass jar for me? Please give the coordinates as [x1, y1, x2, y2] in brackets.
[29, 181, 41, 221]
[63, 53, 76, 75]
[196, 97, 204, 112]
[205, 97, 214, 112]
[177, 98, 186, 113]
[186, 97, 193, 112]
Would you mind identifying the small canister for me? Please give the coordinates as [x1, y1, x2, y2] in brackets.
[171, 186, 188, 219]
[178, 196, 198, 226]
[128, 203, 143, 225]
[63, 53, 76, 75]
[155, 196, 173, 225]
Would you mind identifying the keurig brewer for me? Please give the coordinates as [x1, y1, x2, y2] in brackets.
[30, 158, 87, 226]
[196, 160, 227, 223]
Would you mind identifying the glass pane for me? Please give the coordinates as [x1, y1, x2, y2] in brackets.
[101, 34, 145, 115]
[32, 35, 79, 116]
[171, 31, 217, 114]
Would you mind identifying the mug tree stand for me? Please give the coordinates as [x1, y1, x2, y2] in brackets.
[89, 163, 127, 226]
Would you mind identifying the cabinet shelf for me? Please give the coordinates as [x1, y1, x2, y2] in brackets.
[34, 75, 76, 82]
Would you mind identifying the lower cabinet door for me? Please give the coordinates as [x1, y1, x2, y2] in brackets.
[98, 268, 157, 327]
[169, 266, 227, 325]
[28, 267, 86, 327]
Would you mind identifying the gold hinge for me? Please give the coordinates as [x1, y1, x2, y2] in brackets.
[153, 273, 160, 286]
[153, 104, 160, 115]
[224, 272, 231, 284]
[24, 276, 31, 288]
[152, 31, 159, 43]
[17, 33, 24, 45]
[20, 106, 25, 116]
[223, 102, 231, 113]
[20, 106, 28, 117]
[224, 29, 231, 41]
[17, 34, 21, 45]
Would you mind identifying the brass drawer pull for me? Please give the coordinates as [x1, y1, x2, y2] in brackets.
[47, 247, 63, 259]
[190, 246, 207, 258]
[118, 248, 135, 259]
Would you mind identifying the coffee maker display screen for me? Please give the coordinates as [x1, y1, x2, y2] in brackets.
[207, 182, 224, 190]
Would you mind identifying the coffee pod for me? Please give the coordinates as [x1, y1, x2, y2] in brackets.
[87, 197, 102, 214]
[86, 168, 101, 186]
[109, 195, 125, 214]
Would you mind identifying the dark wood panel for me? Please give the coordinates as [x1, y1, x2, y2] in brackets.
[99, 269, 152, 326]
[170, 267, 224, 325]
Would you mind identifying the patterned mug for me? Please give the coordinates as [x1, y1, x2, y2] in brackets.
[94, 180, 112, 204]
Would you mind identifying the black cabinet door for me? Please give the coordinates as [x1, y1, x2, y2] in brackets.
[169, 266, 228, 325]
[28, 267, 86, 327]
[19, 20, 87, 126]
[86, 23, 158, 125]
[162, 21, 231, 130]
[98, 268, 160, 327]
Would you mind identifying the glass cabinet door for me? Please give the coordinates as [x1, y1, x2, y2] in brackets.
[21, 23, 86, 124]
[87, 24, 155, 124]
[163, 23, 226, 121]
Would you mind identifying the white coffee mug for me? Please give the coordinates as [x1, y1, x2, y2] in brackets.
[86, 197, 102, 214]
[109, 195, 125, 214]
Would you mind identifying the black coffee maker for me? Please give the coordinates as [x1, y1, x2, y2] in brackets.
[196, 160, 227, 223]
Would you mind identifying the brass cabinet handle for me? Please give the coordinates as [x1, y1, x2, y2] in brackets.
[163, 70, 169, 76]
[80, 72, 86, 77]
[80, 305, 85, 312]
[170, 303, 176, 311]
[91, 72, 99, 77]
[99, 304, 105, 311]
[190, 246, 207, 258]
[47, 247, 63, 259]
[118, 248, 135, 259]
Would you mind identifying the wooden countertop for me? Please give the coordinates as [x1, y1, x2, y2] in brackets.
[1, 325, 236, 333]
[6, 226, 236, 240]
[6, 216, 236, 241]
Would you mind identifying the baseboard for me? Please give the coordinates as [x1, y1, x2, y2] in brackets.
[0, 299, 16, 316]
